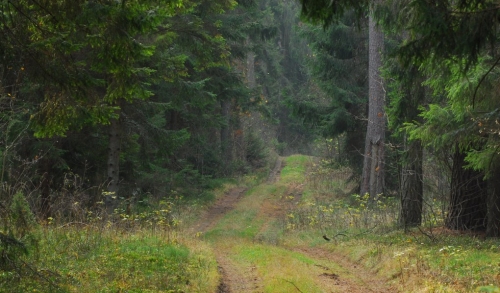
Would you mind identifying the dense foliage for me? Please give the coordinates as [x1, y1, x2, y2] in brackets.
[0, 0, 316, 217]
[297, 0, 500, 237]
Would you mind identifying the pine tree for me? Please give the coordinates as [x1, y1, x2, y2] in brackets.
[298, 0, 387, 198]
[360, 2, 385, 200]
[291, 11, 368, 175]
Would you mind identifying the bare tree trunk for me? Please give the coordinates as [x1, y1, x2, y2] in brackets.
[40, 159, 52, 218]
[399, 139, 423, 228]
[220, 99, 233, 172]
[106, 110, 122, 213]
[487, 159, 500, 237]
[446, 148, 487, 231]
[246, 49, 256, 88]
[360, 9, 385, 200]
[235, 42, 256, 162]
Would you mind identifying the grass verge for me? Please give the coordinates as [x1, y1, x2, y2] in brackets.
[1, 226, 219, 293]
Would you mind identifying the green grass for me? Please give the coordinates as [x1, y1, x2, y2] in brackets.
[231, 243, 323, 293]
[9, 154, 500, 293]
[236, 244, 315, 266]
[1, 227, 218, 293]
[203, 209, 263, 240]
[280, 155, 310, 184]
[199, 155, 333, 293]
[0, 158, 279, 293]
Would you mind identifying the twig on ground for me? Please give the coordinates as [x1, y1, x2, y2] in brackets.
[279, 278, 304, 293]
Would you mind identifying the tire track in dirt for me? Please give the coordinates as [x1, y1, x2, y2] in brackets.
[191, 186, 262, 293]
[206, 157, 285, 292]
[260, 158, 396, 292]
[255, 157, 288, 243]
[193, 187, 247, 233]
[293, 246, 397, 293]
[216, 256, 262, 293]
[255, 181, 303, 243]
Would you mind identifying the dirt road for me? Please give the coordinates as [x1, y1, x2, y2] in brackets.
[192, 157, 396, 293]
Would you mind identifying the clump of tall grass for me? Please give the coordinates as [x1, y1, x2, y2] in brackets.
[285, 192, 399, 235]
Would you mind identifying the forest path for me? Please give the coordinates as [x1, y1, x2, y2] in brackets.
[191, 156, 396, 293]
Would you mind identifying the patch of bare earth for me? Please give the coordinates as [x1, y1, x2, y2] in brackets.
[216, 256, 263, 293]
[208, 158, 287, 292]
[256, 158, 305, 240]
[265, 159, 396, 292]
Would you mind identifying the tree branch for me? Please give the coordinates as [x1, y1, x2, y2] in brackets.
[472, 54, 500, 108]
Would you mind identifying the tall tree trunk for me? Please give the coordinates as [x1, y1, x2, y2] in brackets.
[235, 42, 256, 162]
[166, 110, 181, 130]
[397, 59, 426, 228]
[106, 110, 122, 213]
[399, 139, 423, 228]
[486, 159, 500, 237]
[360, 9, 385, 200]
[246, 50, 256, 88]
[220, 99, 233, 172]
[446, 148, 487, 231]
[39, 158, 52, 218]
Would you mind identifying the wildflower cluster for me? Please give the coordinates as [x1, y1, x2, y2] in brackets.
[116, 199, 180, 232]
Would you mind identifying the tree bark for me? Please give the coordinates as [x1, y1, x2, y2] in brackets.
[246, 49, 256, 88]
[235, 42, 256, 162]
[446, 148, 487, 231]
[220, 99, 233, 171]
[399, 139, 423, 228]
[486, 159, 500, 237]
[39, 158, 52, 218]
[106, 110, 122, 213]
[360, 9, 386, 200]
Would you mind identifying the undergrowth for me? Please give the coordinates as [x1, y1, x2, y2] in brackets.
[0, 191, 219, 293]
[283, 156, 500, 293]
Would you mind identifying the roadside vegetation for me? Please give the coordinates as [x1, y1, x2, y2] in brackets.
[282, 156, 500, 293]
[3, 154, 500, 293]
[1, 191, 219, 292]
